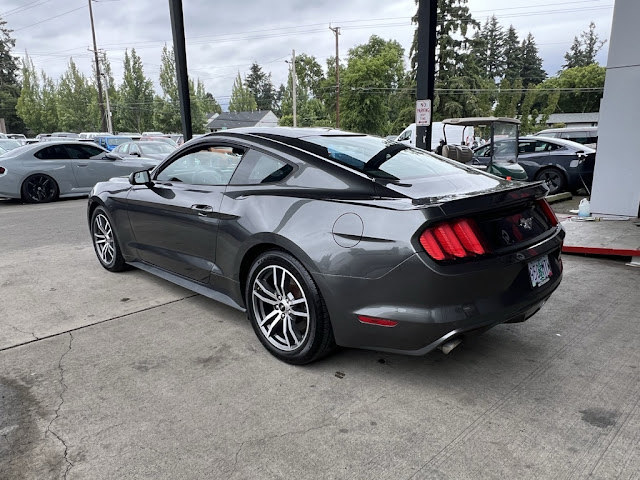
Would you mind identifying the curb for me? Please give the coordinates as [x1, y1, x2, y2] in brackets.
[546, 192, 572, 204]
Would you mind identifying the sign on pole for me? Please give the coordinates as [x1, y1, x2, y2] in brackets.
[416, 99, 432, 126]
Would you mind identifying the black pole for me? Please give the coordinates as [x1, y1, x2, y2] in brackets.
[415, 0, 437, 150]
[168, 0, 192, 142]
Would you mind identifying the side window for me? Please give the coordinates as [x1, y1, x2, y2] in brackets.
[397, 130, 411, 142]
[518, 141, 536, 154]
[80, 145, 106, 158]
[561, 131, 588, 144]
[129, 144, 140, 156]
[534, 141, 550, 152]
[155, 144, 243, 185]
[474, 145, 488, 156]
[230, 149, 294, 185]
[34, 145, 70, 160]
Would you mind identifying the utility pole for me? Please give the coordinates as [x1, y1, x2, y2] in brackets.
[291, 49, 297, 128]
[87, 0, 107, 132]
[101, 73, 113, 134]
[329, 25, 340, 128]
[415, 0, 437, 150]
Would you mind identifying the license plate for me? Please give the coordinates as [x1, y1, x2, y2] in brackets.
[528, 255, 552, 288]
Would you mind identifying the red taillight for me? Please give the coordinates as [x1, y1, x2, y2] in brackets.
[0, 166, 5, 174]
[420, 218, 487, 261]
[537, 199, 558, 226]
[357, 315, 398, 327]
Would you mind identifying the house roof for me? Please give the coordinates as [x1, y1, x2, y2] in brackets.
[206, 110, 275, 130]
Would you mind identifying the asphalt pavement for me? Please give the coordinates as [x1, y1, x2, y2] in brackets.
[1, 198, 639, 479]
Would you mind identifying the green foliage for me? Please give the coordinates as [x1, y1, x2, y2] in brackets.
[0, 16, 24, 132]
[563, 22, 606, 69]
[57, 58, 97, 131]
[502, 26, 522, 82]
[117, 48, 154, 133]
[244, 63, 275, 111]
[476, 15, 506, 79]
[228, 72, 257, 113]
[519, 33, 546, 87]
[537, 64, 605, 113]
[16, 56, 42, 134]
[340, 35, 406, 135]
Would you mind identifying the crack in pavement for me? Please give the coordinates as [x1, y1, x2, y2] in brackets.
[0, 294, 198, 354]
[44, 333, 74, 480]
[6, 324, 38, 341]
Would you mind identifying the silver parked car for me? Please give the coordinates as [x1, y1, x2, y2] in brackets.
[0, 141, 160, 203]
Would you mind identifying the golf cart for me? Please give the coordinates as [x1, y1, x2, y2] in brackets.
[440, 117, 528, 181]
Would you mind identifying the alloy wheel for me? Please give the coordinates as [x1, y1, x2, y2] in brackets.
[25, 175, 56, 202]
[251, 265, 310, 352]
[93, 213, 115, 266]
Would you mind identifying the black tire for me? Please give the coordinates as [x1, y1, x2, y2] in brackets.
[21, 174, 59, 203]
[90, 206, 128, 272]
[245, 250, 335, 365]
[535, 167, 566, 195]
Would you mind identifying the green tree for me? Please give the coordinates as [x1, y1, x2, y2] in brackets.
[494, 78, 522, 118]
[57, 58, 96, 131]
[519, 33, 546, 87]
[244, 62, 275, 111]
[563, 22, 606, 69]
[476, 15, 505, 79]
[16, 55, 42, 134]
[502, 25, 522, 82]
[117, 48, 154, 133]
[153, 45, 181, 132]
[203, 92, 222, 116]
[340, 36, 406, 135]
[280, 54, 330, 127]
[228, 72, 257, 112]
[0, 16, 24, 133]
[40, 71, 58, 132]
[537, 64, 605, 113]
[98, 51, 118, 131]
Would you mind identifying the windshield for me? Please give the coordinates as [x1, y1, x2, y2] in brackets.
[0, 139, 22, 150]
[492, 122, 518, 163]
[107, 137, 133, 147]
[300, 135, 464, 180]
[141, 142, 174, 154]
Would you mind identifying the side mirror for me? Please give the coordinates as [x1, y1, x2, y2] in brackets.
[131, 151, 141, 157]
[129, 169, 152, 186]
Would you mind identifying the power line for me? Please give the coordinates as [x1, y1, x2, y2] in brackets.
[12, 4, 86, 32]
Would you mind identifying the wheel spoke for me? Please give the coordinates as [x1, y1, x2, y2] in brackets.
[253, 290, 278, 306]
[258, 308, 279, 327]
[255, 279, 278, 301]
[289, 309, 308, 318]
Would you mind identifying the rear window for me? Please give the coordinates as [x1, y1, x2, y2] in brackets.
[300, 135, 463, 180]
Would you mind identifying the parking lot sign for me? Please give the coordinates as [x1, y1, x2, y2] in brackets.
[416, 99, 431, 126]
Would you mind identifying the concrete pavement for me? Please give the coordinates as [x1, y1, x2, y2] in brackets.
[1, 198, 639, 479]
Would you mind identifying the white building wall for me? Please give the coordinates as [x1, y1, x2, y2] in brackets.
[590, 0, 640, 216]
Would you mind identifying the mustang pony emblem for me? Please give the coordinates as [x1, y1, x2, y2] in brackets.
[519, 217, 534, 230]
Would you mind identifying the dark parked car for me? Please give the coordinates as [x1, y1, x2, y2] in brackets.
[473, 136, 596, 195]
[88, 127, 564, 364]
[533, 126, 598, 149]
[111, 141, 175, 161]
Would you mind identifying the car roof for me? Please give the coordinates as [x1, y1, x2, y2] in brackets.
[520, 136, 596, 152]
[202, 127, 365, 142]
[536, 126, 597, 133]
[442, 117, 520, 126]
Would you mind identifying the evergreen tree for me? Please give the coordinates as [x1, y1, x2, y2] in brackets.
[244, 62, 275, 111]
[40, 71, 58, 132]
[0, 16, 24, 132]
[563, 22, 606, 69]
[478, 15, 505, 79]
[57, 58, 96, 131]
[153, 45, 181, 132]
[519, 33, 546, 87]
[228, 72, 257, 112]
[502, 25, 522, 82]
[203, 92, 222, 116]
[117, 48, 154, 133]
[16, 55, 42, 134]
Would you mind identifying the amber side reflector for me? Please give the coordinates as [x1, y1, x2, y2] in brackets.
[357, 315, 398, 327]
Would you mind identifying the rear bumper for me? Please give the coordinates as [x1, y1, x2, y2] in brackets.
[315, 226, 564, 355]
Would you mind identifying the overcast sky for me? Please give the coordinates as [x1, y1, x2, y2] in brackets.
[1, 0, 614, 110]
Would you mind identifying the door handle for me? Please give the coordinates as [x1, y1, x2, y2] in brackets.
[191, 204, 214, 216]
[77, 163, 88, 167]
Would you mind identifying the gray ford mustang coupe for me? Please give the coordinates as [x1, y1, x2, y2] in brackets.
[88, 127, 564, 364]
